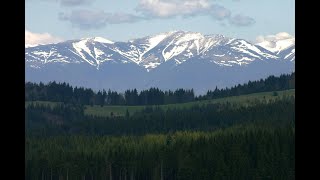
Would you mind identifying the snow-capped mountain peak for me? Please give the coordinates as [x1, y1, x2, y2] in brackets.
[25, 44, 39, 48]
[92, 37, 114, 44]
[26, 31, 295, 71]
[79, 37, 114, 44]
[25, 31, 295, 94]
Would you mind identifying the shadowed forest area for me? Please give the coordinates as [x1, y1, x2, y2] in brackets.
[25, 73, 295, 180]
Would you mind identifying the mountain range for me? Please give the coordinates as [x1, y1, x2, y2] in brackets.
[25, 30, 295, 94]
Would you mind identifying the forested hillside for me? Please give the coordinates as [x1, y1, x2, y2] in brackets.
[26, 95, 295, 179]
[26, 125, 294, 180]
[25, 95, 294, 137]
[25, 73, 295, 106]
[25, 73, 295, 180]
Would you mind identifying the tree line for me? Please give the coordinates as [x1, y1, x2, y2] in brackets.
[25, 96, 295, 137]
[198, 72, 295, 100]
[25, 72, 295, 106]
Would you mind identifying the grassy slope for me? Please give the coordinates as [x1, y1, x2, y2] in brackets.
[26, 89, 295, 117]
[86, 89, 295, 117]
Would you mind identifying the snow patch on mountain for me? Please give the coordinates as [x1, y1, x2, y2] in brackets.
[175, 32, 204, 44]
[163, 43, 189, 60]
[25, 44, 39, 48]
[237, 57, 253, 62]
[214, 54, 225, 57]
[162, 31, 206, 62]
[72, 40, 96, 66]
[94, 47, 104, 57]
[285, 48, 295, 60]
[93, 37, 114, 44]
[144, 62, 161, 69]
[138, 33, 169, 62]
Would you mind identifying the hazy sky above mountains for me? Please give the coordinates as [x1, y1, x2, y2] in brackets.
[25, 0, 295, 45]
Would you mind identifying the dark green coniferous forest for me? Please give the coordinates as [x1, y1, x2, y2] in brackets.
[25, 73, 295, 180]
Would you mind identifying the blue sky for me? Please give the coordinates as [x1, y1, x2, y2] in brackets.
[25, 0, 295, 44]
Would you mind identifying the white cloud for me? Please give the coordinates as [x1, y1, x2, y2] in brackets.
[255, 32, 294, 43]
[255, 32, 295, 52]
[56, 0, 255, 29]
[136, 0, 223, 18]
[59, 10, 143, 29]
[136, 0, 254, 24]
[59, 0, 94, 7]
[229, 14, 255, 26]
[25, 30, 63, 46]
[27, 0, 95, 7]
[59, 10, 108, 29]
[210, 5, 231, 20]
